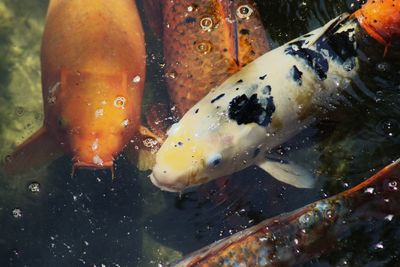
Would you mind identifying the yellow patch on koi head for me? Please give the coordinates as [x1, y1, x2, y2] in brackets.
[151, 128, 209, 191]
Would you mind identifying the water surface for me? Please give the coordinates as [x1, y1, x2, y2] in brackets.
[1, 0, 400, 266]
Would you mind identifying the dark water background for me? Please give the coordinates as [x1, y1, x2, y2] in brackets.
[1, 0, 400, 266]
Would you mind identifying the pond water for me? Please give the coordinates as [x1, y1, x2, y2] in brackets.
[0, 0, 400, 266]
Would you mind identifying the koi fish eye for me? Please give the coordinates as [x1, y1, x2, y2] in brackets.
[206, 153, 222, 167]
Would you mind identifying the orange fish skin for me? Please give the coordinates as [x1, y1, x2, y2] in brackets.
[175, 159, 400, 267]
[354, 0, 400, 48]
[40, 0, 146, 168]
[162, 0, 270, 116]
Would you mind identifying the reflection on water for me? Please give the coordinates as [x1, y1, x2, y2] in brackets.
[0, 0, 400, 266]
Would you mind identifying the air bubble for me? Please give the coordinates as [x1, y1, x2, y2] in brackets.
[388, 181, 398, 191]
[195, 41, 213, 54]
[385, 214, 394, 221]
[114, 96, 126, 109]
[364, 187, 375, 194]
[143, 138, 158, 148]
[200, 16, 213, 31]
[121, 119, 129, 128]
[325, 209, 334, 219]
[373, 241, 384, 250]
[95, 109, 104, 118]
[166, 71, 177, 79]
[28, 182, 40, 193]
[376, 62, 390, 72]
[374, 90, 384, 103]
[236, 5, 253, 19]
[12, 208, 22, 219]
[377, 119, 399, 137]
[132, 75, 141, 83]
[15, 107, 24, 117]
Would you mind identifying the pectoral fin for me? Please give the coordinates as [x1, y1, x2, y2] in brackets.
[257, 159, 315, 188]
[4, 127, 63, 175]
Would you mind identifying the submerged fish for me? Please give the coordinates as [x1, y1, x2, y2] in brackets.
[5, 0, 146, 174]
[174, 158, 400, 266]
[150, 0, 400, 192]
[138, 0, 270, 170]
[145, 0, 270, 117]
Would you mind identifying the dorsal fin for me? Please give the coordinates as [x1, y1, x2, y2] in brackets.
[305, 13, 350, 47]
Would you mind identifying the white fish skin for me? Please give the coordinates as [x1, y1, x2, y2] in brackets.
[150, 14, 363, 192]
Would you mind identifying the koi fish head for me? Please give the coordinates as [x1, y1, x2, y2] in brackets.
[354, 0, 400, 47]
[48, 71, 139, 170]
[150, 121, 220, 192]
[150, 96, 266, 192]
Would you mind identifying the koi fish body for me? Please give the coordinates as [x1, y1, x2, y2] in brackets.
[5, 0, 146, 173]
[174, 158, 400, 266]
[160, 0, 270, 116]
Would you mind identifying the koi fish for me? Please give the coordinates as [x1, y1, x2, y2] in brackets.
[174, 158, 400, 266]
[144, 0, 269, 121]
[150, 0, 400, 192]
[139, 0, 270, 169]
[5, 0, 146, 174]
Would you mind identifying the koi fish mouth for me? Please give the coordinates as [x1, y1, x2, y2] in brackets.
[71, 161, 114, 177]
[149, 173, 187, 192]
[71, 160, 115, 177]
[72, 160, 114, 169]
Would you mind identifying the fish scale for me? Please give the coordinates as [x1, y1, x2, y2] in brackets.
[162, 0, 270, 116]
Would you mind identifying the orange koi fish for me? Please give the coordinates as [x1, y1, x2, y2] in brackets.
[175, 158, 400, 266]
[5, 0, 146, 174]
[144, 0, 270, 122]
[353, 0, 400, 54]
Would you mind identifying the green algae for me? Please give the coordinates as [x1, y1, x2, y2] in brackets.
[0, 0, 46, 165]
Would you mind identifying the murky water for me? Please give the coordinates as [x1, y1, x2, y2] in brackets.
[0, 0, 400, 266]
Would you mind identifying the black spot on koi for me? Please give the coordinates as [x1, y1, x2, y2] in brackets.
[211, 93, 225, 103]
[316, 28, 357, 71]
[228, 94, 275, 127]
[240, 29, 250, 35]
[285, 41, 329, 81]
[290, 65, 303, 86]
[259, 74, 267, 80]
[185, 17, 196, 23]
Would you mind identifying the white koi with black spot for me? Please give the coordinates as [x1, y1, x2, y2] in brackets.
[150, 14, 372, 192]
